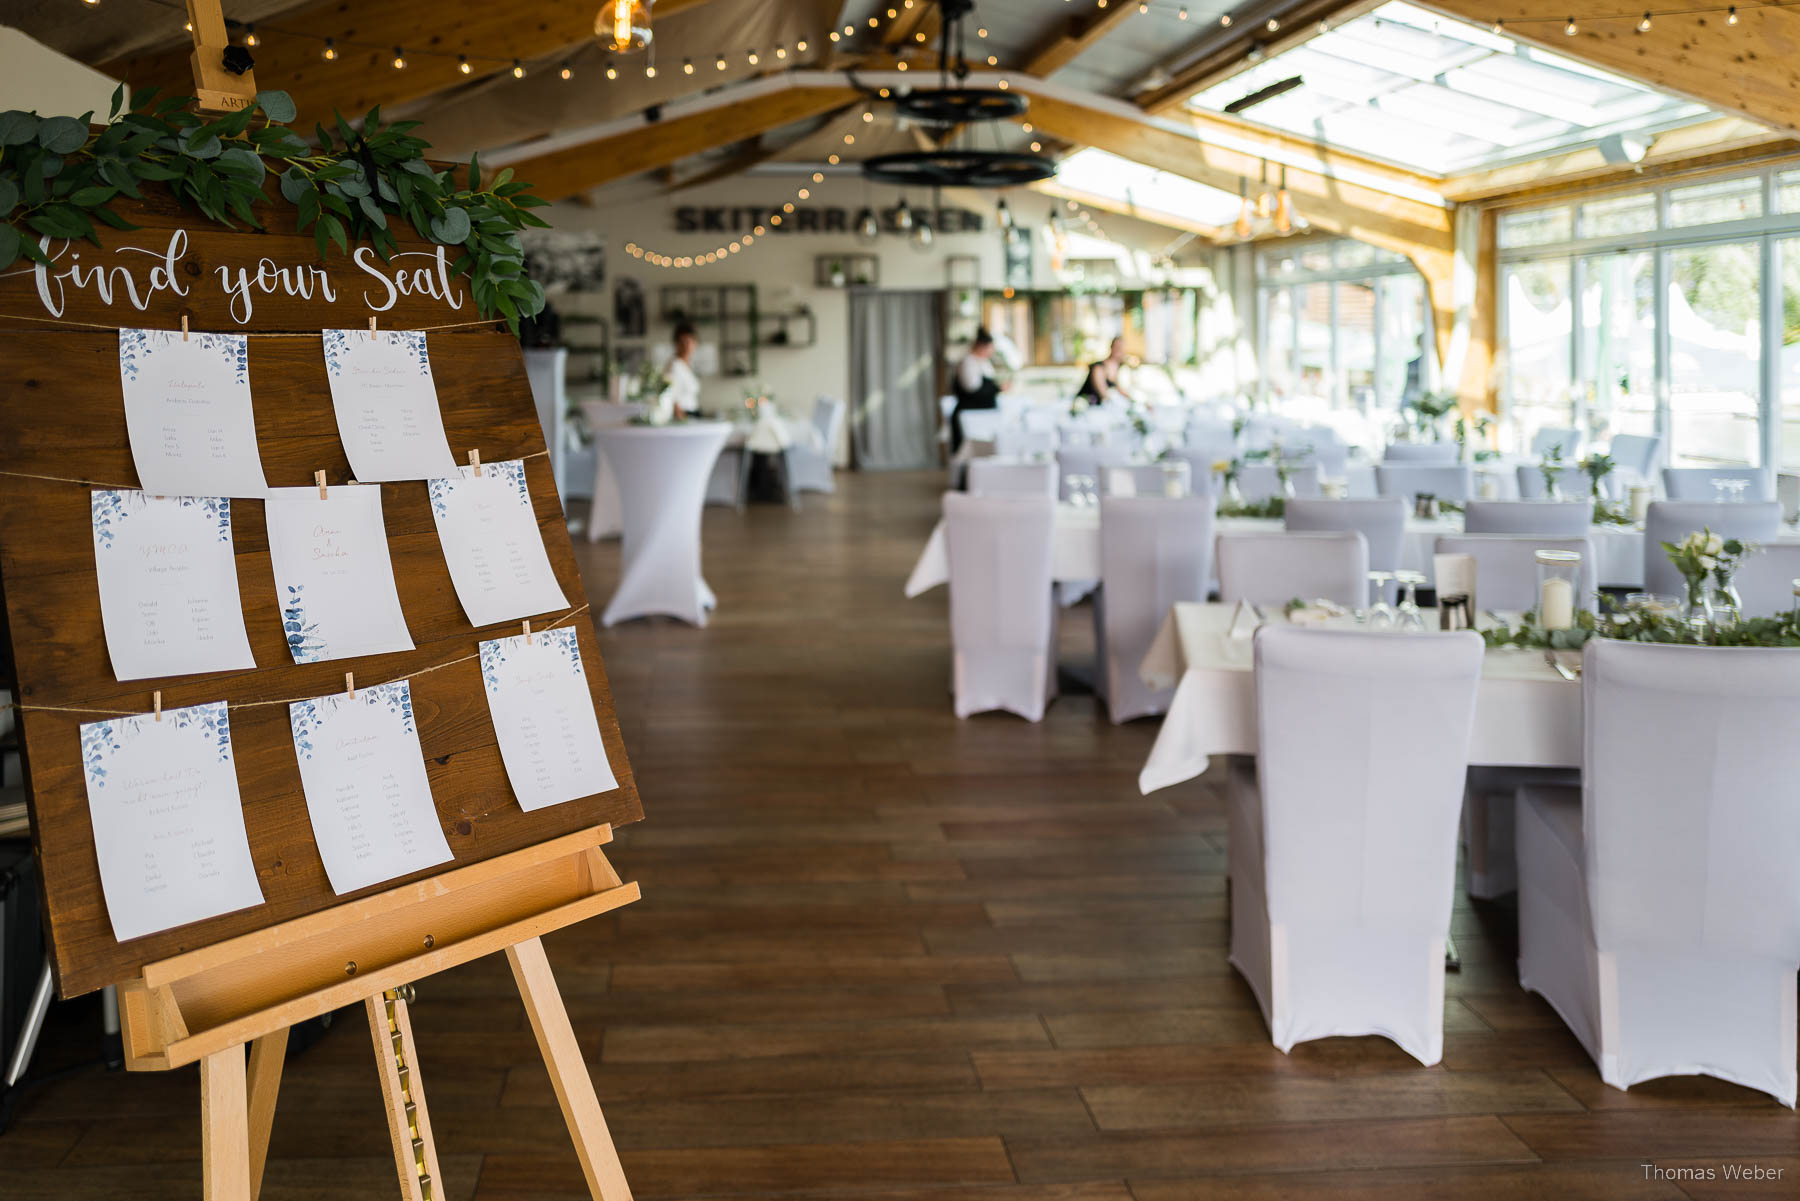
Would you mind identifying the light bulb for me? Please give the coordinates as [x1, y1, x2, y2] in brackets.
[894, 199, 914, 231]
[747, 49, 759, 64]
[511, 60, 525, 78]
[862, 109, 874, 122]
[323, 38, 338, 61]
[1493, 19, 1504, 33]
[1564, 16, 1576, 33]
[1637, 11, 1651, 31]
[716, 55, 727, 70]
[830, 31, 840, 42]
[457, 54, 471, 73]
[1266, 17, 1280, 32]
[1178, 6, 1188, 18]
[645, 64, 656, 77]
[827, 153, 840, 165]
[1728, 5, 1739, 22]
[797, 38, 808, 51]
[911, 222, 934, 250]
[1220, 14, 1232, 26]
[392, 47, 407, 69]
[977, 26, 988, 37]
[857, 212, 880, 242]
[560, 62, 573, 80]
[607, 62, 619, 79]
[683, 58, 694, 73]
[244, 24, 259, 46]
[797, 188, 810, 200]
[812, 172, 824, 182]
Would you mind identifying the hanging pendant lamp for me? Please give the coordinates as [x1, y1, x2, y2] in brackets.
[598, 0, 652, 53]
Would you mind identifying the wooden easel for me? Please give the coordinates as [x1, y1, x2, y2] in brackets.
[121, 826, 638, 1201]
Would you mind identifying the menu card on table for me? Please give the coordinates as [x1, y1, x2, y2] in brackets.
[117, 328, 269, 497]
[479, 627, 618, 811]
[321, 329, 460, 481]
[91, 490, 256, 681]
[80, 701, 265, 941]
[289, 680, 452, 894]
[264, 485, 414, 664]
[429, 460, 568, 626]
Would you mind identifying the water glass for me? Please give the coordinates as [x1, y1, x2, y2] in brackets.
[1365, 572, 1396, 629]
[1395, 571, 1428, 632]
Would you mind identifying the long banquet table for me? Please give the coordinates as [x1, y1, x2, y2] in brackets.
[1135, 603, 1582, 794]
[904, 505, 1681, 597]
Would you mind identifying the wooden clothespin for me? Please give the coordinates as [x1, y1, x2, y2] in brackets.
[315, 470, 329, 500]
[469, 449, 482, 478]
[522, 619, 532, 645]
[180, 315, 189, 342]
[368, 315, 378, 339]
[153, 690, 162, 721]
[345, 672, 356, 699]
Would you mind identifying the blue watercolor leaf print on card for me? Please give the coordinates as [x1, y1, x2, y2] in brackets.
[167, 700, 234, 764]
[428, 476, 453, 519]
[117, 328, 151, 382]
[80, 719, 123, 788]
[283, 584, 327, 663]
[90, 489, 132, 551]
[479, 637, 507, 694]
[550, 627, 584, 675]
[402, 331, 431, 375]
[289, 697, 324, 760]
[321, 329, 351, 380]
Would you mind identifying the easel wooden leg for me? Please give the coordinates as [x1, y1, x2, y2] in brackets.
[367, 990, 444, 1201]
[245, 1027, 288, 1201]
[508, 936, 633, 1200]
[199, 1043, 250, 1201]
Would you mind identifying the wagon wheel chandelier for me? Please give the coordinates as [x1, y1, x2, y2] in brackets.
[861, 0, 1057, 191]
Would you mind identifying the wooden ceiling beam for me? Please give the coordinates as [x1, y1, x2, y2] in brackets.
[1024, 1, 1142, 78]
[100, 0, 715, 133]
[508, 84, 861, 200]
[1032, 179, 1226, 241]
[1425, 0, 1800, 132]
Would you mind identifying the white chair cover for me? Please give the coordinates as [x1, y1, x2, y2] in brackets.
[944, 493, 1058, 721]
[1532, 427, 1581, 459]
[1285, 498, 1406, 577]
[1463, 499, 1594, 535]
[957, 409, 1004, 448]
[1515, 465, 1551, 499]
[1094, 498, 1214, 724]
[1291, 428, 1349, 479]
[1241, 414, 1303, 452]
[1432, 534, 1596, 613]
[595, 423, 730, 627]
[1383, 443, 1458, 463]
[1517, 639, 1800, 1105]
[1238, 463, 1322, 502]
[1056, 446, 1137, 501]
[1165, 448, 1223, 497]
[581, 401, 648, 541]
[1642, 501, 1782, 597]
[1103, 463, 1186, 497]
[1233, 626, 1484, 1065]
[1375, 464, 1474, 503]
[1661, 466, 1776, 502]
[1608, 434, 1661, 484]
[1727, 543, 1800, 618]
[967, 459, 1056, 498]
[1216, 531, 1368, 608]
[996, 427, 1057, 459]
[785, 396, 844, 494]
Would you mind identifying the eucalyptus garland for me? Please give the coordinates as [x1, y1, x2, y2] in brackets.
[1481, 602, 1800, 650]
[0, 85, 548, 331]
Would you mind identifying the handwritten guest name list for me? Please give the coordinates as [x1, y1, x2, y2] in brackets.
[479, 628, 618, 812]
[429, 459, 568, 626]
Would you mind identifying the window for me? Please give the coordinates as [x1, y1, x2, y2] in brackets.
[1668, 242, 1762, 467]
[1578, 194, 1656, 239]
[1503, 259, 1573, 444]
[1781, 238, 1800, 472]
[1377, 275, 1426, 411]
[1668, 176, 1763, 227]
[1500, 208, 1572, 250]
[1578, 251, 1655, 442]
[1264, 287, 1295, 398]
[1296, 283, 1335, 401]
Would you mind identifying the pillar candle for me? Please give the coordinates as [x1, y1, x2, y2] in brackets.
[1540, 576, 1575, 631]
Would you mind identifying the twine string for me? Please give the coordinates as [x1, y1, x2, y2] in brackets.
[0, 449, 550, 493]
[0, 313, 504, 335]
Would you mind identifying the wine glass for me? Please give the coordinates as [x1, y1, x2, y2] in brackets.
[1396, 571, 1428, 632]
[1365, 572, 1395, 629]
[1712, 477, 1733, 503]
[1726, 478, 1750, 504]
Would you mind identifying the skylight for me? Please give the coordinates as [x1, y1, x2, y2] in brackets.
[1051, 148, 1245, 229]
[1187, 2, 1715, 176]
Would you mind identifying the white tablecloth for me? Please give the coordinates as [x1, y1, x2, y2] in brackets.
[1136, 603, 1582, 794]
[905, 506, 1665, 596]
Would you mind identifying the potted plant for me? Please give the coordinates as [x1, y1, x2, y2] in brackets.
[828, 259, 847, 288]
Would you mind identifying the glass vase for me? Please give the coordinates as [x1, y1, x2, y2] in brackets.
[1683, 576, 1715, 630]
[1710, 579, 1743, 627]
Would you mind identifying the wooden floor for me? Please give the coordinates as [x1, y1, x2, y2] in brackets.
[10, 468, 1800, 1199]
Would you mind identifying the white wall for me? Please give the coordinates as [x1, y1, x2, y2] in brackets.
[0, 28, 118, 121]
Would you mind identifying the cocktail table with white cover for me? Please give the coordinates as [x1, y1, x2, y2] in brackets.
[593, 422, 730, 627]
[1135, 604, 1582, 794]
[581, 400, 647, 541]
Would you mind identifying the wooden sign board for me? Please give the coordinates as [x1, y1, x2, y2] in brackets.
[0, 187, 642, 1000]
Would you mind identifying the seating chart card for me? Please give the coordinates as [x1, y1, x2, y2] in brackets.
[429, 460, 568, 626]
[479, 628, 619, 812]
[79, 701, 265, 941]
[264, 485, 414, 664]
[289, 680, 453, 894]
[117, 328, 270, 498]
[322, 329, 460, 481]
[91, 490, 257, 682]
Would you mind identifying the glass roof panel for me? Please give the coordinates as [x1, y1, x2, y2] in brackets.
[1051, 148, 1246, 228]
[1187, 1, 1716, 176]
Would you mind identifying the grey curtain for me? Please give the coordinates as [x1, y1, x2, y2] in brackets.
[849, 290, 942, 470]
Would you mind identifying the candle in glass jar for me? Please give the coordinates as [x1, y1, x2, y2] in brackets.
[1539, 576, 1575, 630]
[1629, 484, 1653, 523]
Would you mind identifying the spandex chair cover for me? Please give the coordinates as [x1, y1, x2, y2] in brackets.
[594, 423, 730, 627]
[1608, 434, 1661, 487]
[1661, 467, 1775, 502]
[1432, 535, 1596, 613]
[1383, 443, 1458, 463]
[1056, 446, 1138, 500]
[944, 493, 1058, 721]
[1517, 640, 1800, 1106]
[1729, 543, 1800, 618]
[967, 460, 1056, 498]
[785, 396, 845, 494]
[1232, 626, 1484, 1065]
[1103, 464, 1188, 497]
[1094, 497, 1215, 723]
[1216, 531, 1368, 609]
[1463, 500, 1594, 535]
[1375, 464, 1474, 504]
[1166, 448, 1223, 497]
[1286, 498, 1405, 599]
[1642, 502, 1782, 597]
[1238, 463, 1322, 503]
[1533, 427, 1581, 460]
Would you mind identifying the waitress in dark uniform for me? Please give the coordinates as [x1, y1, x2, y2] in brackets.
[950, 328, 1004, 452]
[1075, 336, 1136, 406]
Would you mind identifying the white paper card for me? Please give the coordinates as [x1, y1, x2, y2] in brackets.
[322, 329, 459, 481]
[265, 485, 413, 663]
[290, 680, 452, 894]
[1434, 552, 1478, 618]
[118, 328, 269, 498]
[479, 628, 618, 811]
[80, 701, 264, 941]
[428, 460, 567, 626]
[91, 490, 257, 682]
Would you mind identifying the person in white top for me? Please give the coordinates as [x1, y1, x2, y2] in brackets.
[658, 322, 702, 422]
[950, 328, 1007, 452]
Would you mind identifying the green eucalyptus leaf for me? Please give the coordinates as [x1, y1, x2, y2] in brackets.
[108, 84, 126, 120]
[0, 111, 39, 146]
[255, 90, 297, 123]
[0, 223, 18, 268]
[182, 132, 222, 159]
[279, 167, 309, 204]
[0, 177, 17, 215]
[67, 185, 117, 206]
[428, 208, 470, 244]
[37, 115, 87, 154]
[218, 146, 266, 184]
[91, 206, 139, 231]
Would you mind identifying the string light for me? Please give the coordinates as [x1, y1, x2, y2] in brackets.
[747, 48, 759, 64]
[1266, 17, 1280, 31]
[776, 44, 788, 58]
[559, 62, 573, 80]
[1565, 16, 1577, 33]
[1220, 13, 1232, 25]
[797, 38, 808, 51]
[457, 54, 471, 74]
[645, 63, 657, 77]
[511, 59, 525, 78]
[391, 46, 406, 70]
[1637, 10, 1652, 29]
[322, 38, 338, 61]
[683, 58, 694, 73]
[1728, 4, 1739, 20]
[244, 23, 259, 47]
[607, 62, 619, 79]
[716, 54, 728, 70]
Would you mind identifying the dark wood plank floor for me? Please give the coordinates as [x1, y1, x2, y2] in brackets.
[9, 468, 1799, 1198]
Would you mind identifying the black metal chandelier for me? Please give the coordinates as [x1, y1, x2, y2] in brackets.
[861, 0, 1056, 190]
